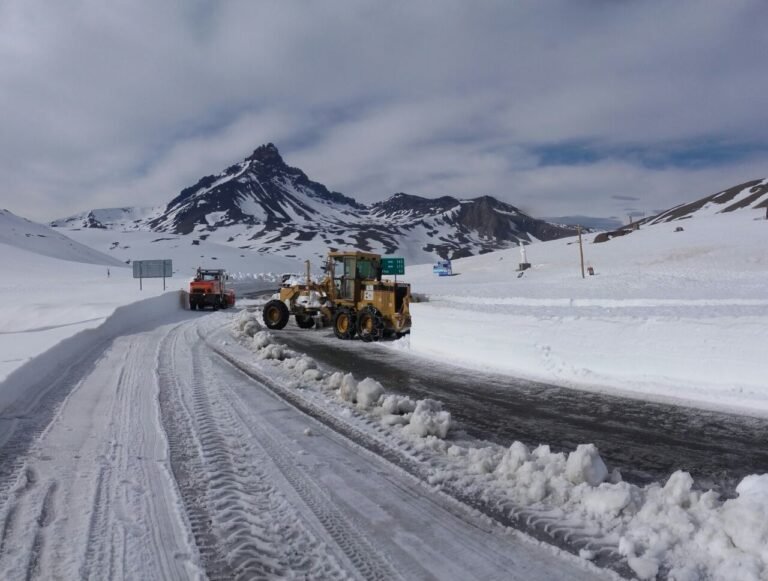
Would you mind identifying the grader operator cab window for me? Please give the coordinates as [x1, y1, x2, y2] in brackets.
[332, 256, 353, 299]
[332, 255, 381, 300]
[355, 258, 379, 280]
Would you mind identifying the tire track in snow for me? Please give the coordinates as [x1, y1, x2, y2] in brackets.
[160, 321, 393, 580]
[194, 346, 398, 581]
[0, 468, 36, 562]
[79, 466, 108, 580]
[24, 481, 57, 581]
[157, 326, 233, 580]
[160, 323, 340, 579]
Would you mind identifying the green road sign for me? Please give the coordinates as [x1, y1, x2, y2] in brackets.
[381, 257, 405, 275]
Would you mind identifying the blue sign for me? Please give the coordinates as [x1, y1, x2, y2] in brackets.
[433, 259, 452, 276]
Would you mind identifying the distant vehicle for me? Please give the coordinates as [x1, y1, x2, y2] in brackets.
[433, 259, 452, 276]
[189, 268, 236, 310]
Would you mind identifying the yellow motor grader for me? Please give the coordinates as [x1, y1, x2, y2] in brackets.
[262, 251, 411, 342]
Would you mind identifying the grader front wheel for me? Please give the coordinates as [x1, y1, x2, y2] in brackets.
[263, 300, 289, 330]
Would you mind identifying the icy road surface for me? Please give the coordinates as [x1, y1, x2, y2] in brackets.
[0, 307, 608, 580]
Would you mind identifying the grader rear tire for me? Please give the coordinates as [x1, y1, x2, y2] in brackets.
[263, 300, 290, 330]
[356, 306, 384, 342]
[333, 308, 357, 340]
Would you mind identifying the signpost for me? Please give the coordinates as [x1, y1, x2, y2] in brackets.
[381, 257, 405, 276]
[132, 259, 173, 290]
[381, 257, 405, 286]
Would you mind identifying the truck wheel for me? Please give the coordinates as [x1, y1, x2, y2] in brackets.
[263, 300, 290, 330]
[295, 313, 315, 329]
[356, 306, 384, 342]
[190, 302, 197, 311]
[333, 308, 356, 340]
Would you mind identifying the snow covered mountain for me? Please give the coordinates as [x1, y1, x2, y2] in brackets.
[51, 143, 578, 262]
[646, 178, 768, 224]
[591, 178, 768, 244]
[0, 209, 125, 266]
[51, 206, 161, 230]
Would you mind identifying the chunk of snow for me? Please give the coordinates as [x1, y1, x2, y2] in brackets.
[293, 356, 317, 374]
[302, 369, 324, 382]
[356, 378, 384, 410]
[495, 441, 530, 477]
[565, 443, 608, 486]
[662, 470, 695, 507]
[379, 394, 417, 415]
[325, 371, 344, 390]
[721, 474, 768, 558]
[338, 374, 358, 403]
[581, 482, 634, 517]
[404, 399, 451, 439]
[252, 331, 271, 349]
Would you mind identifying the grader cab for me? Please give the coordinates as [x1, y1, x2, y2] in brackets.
[262, 251, 411, 342]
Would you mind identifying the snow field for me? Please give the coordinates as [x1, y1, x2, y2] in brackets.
[404, 210, 768, 416]
[231, 309, 768, 581]
[408, 303, 768, 414]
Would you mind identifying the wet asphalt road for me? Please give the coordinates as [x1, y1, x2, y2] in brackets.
[269, 322, 768, 496]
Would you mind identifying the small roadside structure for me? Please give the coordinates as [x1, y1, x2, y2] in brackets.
[433, 259, 453, 276]
[518, 242, 531, 271]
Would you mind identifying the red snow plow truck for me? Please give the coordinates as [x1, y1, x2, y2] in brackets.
[189, 268, 236, 310]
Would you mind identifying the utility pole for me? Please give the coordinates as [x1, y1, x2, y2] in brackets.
[577, 225, 585, 279]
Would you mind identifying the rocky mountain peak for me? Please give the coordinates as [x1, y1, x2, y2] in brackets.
[247, 142, 285, 166]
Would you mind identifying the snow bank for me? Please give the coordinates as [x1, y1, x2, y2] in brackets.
[229, 310, 768, 580]
[0, 292, 187, 410]
[231, 310, 452, 439]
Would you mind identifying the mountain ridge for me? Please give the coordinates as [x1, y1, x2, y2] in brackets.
[51, 143, 579, 261]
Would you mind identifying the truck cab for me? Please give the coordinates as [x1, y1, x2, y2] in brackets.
[189, 268, 236, 311]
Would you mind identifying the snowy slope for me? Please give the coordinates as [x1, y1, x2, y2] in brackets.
[50, 205, 162, 230]
[647, 178, 768, 224]
[0, 242, 171, 382]
[0, 208, 125, 266]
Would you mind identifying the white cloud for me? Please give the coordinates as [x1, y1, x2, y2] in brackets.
[0, 0, 766, 222]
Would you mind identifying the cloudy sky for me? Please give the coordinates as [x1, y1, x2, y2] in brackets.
[1, 0, 767, 223]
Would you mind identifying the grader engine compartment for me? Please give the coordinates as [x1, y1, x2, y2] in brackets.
[262, 250, 411, 342]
